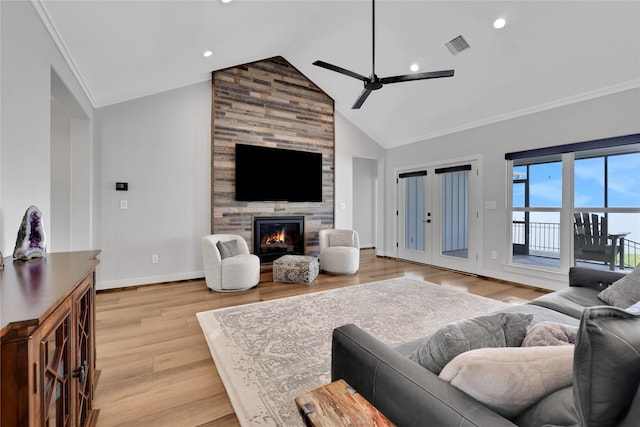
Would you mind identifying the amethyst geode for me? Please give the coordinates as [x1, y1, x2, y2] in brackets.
[13, 205, 46, 260]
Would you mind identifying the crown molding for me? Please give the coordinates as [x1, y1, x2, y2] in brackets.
[31, 0, 97, 108]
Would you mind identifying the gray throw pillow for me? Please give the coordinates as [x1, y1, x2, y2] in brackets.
[598, 263, 640, 308]
[408, 312, 534, 374]
[216, 239, 242, 259]
[573, 306, 640, 425]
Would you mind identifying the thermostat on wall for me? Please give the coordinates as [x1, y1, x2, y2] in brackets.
[116, 182, 128, 191]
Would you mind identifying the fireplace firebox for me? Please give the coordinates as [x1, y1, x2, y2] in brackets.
[253, 216, 304, 263]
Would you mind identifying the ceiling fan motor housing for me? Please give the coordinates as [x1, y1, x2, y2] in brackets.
[365, 76, 383, 90]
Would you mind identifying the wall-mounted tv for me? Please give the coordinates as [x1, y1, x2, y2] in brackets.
[235, 144, 323, 202]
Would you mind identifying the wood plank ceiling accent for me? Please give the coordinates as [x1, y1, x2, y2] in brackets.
[211, 56, 335, 256]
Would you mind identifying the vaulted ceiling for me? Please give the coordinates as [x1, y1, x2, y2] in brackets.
[36, 0, 640, 148]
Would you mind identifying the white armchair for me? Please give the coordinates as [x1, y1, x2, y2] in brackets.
[201, 234, 260, 292]
[319, 229, 360, 275]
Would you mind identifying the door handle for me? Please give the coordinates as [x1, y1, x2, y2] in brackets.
[73, 360, 88, 383]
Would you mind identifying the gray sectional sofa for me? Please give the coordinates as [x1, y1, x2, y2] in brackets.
[331, 267, 640, 426]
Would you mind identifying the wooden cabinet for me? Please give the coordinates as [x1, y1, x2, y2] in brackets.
[1, 251, 100, 427]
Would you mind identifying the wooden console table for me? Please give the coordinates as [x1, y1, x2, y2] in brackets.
[295, 379, 395, 427]
[1, 250, 101, 427]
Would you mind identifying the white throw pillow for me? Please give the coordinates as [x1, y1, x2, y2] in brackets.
[439, 345, 574, 419]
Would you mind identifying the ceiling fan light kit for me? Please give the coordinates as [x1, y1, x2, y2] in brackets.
[313, 0, 455, 109]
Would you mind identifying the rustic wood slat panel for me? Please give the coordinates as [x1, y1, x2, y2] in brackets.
[211, 56, 335, 256]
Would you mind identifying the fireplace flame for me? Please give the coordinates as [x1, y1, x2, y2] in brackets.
[263, 228, 288, 245]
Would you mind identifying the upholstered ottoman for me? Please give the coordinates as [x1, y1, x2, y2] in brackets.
[273, 255, 319, 284]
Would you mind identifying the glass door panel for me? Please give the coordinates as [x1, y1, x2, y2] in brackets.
[75, 285, 92, 426]
[397, 172, 430, 263]
[405, 176, 425, 251]
[41, 313, 72, 427]
[440, 170, 469, 259]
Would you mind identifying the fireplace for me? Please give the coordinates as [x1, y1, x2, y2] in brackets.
[253, 216, 304, 263]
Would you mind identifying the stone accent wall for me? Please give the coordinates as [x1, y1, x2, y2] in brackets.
[211, 56, 335, 256]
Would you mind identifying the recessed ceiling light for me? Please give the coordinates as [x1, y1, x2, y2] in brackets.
[410, 63, 419, 72]
[493, 18, 506, 29]
[203, 50, 213, 58]
[220, 0, 232, 3]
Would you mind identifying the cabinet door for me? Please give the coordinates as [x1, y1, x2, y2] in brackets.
[74, 281, 93, 427]
[39, 306, 73, 427]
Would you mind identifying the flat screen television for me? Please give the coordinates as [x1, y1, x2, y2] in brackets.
[235, 144, 323, 202]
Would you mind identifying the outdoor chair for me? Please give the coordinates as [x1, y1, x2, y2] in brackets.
[574, 213, 626, 271]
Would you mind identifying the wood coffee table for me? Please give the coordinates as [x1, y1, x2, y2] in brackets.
[295, 379, 395, 427]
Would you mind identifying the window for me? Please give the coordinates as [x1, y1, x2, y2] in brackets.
[507, 134, 640, 272]
[510, 158, 563, 268]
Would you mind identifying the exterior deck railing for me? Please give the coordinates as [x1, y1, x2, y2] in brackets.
[512, 221, 639, 268]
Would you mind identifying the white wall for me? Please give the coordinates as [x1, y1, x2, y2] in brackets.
[384, 88, 640, 290]
[334, 112, 386, 243]
[94, 82, 212, 289]
[353, 157, 377, 248]
[50, 98, 72, 251]
[0, 1, 93, 256]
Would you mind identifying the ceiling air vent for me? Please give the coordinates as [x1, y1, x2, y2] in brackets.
[445, 35, 470, 55]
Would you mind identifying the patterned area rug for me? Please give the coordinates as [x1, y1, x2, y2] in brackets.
[196, 277, 510, 426]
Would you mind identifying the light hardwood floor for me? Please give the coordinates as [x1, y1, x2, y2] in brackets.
[93, 250, 549, 426]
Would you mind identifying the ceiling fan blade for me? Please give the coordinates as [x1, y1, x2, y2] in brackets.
[352, 88, 373, 109]
[313, 60, 369, 82]
[380, 69, 455, 85]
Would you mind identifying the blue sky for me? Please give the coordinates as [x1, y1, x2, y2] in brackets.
[514, 152, 640, 208]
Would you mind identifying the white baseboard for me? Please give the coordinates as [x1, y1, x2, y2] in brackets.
[376, 249, 394, 258]
[97, 270, 205, 291]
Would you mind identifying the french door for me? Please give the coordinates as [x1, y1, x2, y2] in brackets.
[397, 160, 480, 274]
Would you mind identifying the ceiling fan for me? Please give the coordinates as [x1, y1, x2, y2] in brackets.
[313, 0, 454, 109]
